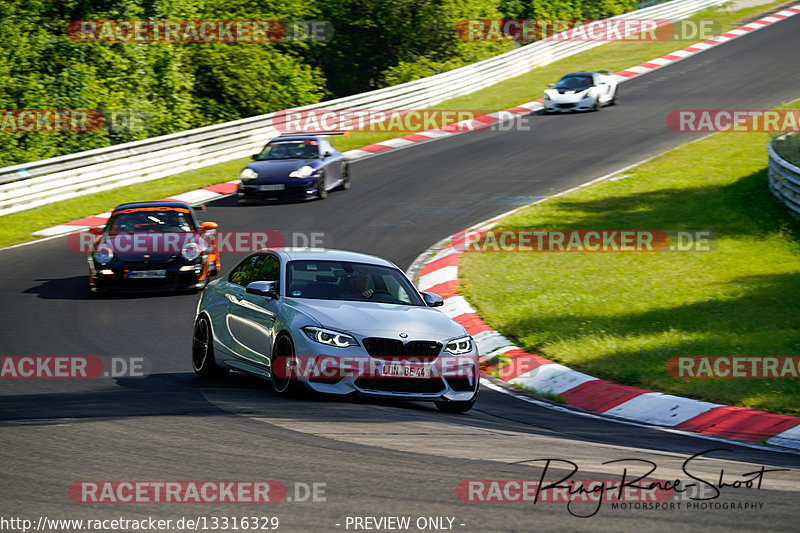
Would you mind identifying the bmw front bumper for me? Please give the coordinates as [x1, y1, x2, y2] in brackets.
[287, 332, 479, 402]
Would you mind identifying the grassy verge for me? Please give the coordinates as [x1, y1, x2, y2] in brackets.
[460, 100, 800, 416]
[0, 0, 793, 248]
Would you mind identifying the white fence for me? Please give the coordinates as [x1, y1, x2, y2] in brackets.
[0, 0, 724, 216]
[768, 133, 800, 218]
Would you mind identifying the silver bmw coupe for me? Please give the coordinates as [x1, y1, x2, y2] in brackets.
[192, 248, 479, 412]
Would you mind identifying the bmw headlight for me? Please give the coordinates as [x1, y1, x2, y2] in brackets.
[302, 326, 358, 347]
[94, 243, 114, 264]
[289, 165, 314, 179]
[182, 242, 200, 261]
[239, 168, 258, 181]
[444, 336, 473, 355]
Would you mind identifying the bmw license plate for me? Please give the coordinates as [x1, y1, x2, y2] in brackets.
[258, 184, 285, 191]
[378, 363, 430, 378]
[128, 270, 166, 279]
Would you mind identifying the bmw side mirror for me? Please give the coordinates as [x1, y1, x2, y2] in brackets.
[421, 291, 444, 307]
[251, 154, 259, 160]
[323, 151, 332, 158]
[246, 281, 279, 299]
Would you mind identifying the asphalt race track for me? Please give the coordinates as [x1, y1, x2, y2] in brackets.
[2, 13, 800, 533]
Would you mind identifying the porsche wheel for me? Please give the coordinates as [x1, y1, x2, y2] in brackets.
[316, 172, 328, 200]
[340, 164, 351, 190]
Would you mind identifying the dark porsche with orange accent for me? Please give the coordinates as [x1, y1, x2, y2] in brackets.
[86, 201, 221, 293]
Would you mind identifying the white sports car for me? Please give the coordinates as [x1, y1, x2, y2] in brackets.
[543, 71, 619, 112]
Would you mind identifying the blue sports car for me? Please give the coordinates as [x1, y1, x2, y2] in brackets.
[237, 134, 350, 203]
[191, 248, 479, 413]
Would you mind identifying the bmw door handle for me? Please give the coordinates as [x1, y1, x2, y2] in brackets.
[226, 293, 243, 303]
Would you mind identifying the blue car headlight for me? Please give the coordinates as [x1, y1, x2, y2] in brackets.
[239, 168, 258, 181]
[444, 336, 473, 355]
[289, 165, 314, 179]
[302, 326, 359, 347]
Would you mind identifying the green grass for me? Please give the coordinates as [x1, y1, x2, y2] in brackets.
[0, 0, 792, 248]
[460, 100, 800, 417]
[773, 132, 800, 166]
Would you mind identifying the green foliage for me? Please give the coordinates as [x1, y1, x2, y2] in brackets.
[0, 0, 642, 167]
[313, 0, 513, 94]
[499, 0, 639, 19]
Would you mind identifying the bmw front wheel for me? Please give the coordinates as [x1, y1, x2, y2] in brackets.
[435, 394, 477, 414]
[271, 334, 303, 396]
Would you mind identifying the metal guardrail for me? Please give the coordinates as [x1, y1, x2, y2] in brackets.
[0, 0, 725, 217]
[768, 133, 800, 218]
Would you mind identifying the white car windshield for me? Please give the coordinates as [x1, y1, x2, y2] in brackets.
[556, 75, 594, 90]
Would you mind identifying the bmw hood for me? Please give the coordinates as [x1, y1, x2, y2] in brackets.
[246, 159, 318, 181]
[545, 88, 591, 102]
[288, 299, 467, 341]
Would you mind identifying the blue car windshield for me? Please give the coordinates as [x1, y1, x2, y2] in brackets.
[255, 141, 319, 160]
[287, 260, 424, 305]
[556, 75, 593, 90]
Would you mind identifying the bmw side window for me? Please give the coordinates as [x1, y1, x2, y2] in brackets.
[253, 255, 280, 292]
[228, 255, 260, 286]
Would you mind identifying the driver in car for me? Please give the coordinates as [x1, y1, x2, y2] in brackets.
[342, 272, 374, 299]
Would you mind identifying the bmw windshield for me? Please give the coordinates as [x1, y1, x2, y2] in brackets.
[286, 260, 424, 305]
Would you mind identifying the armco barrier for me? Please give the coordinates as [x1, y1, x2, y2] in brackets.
[0, 0, 724, 217]
[768, 133, 800, 218]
